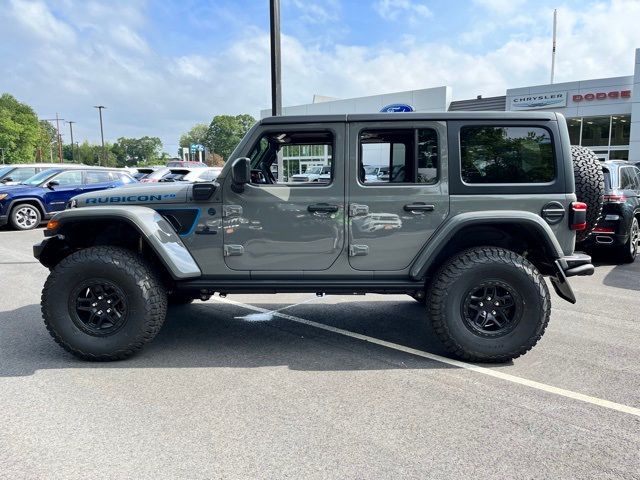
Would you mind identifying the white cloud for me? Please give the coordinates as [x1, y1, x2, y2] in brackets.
[374, 0, 433, 21]
[1, 0, 639, 153]
[286, 0, 340, 24]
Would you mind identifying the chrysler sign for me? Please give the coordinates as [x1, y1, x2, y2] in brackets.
[510, 92, 567, 110]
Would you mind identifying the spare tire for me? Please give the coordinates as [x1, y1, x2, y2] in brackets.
[571, 146, 604, 243]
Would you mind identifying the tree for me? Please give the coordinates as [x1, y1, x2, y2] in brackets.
[35, 120, 58, 162]
[204, 114, 256, 162]
[179, 123, 208, 151]
[0, 93, 41, 163]
[111, 136, 163, 167]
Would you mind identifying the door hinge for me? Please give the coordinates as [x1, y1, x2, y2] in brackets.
[223, 244, 244, 257]
[349, 245, 369, 257]
[349, 204, 369, 217]
[223, 205, 243, 217]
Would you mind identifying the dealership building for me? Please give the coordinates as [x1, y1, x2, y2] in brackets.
[262, 47, 640, 174]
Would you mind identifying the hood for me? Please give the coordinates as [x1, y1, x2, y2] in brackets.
[0, 184, 45, 196]
[72, 183, 191, 208]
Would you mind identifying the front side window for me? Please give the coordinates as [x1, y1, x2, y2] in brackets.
[53, 170, 83, 186]
[248, 131, 334, 185]
[460, 126, 555, 184]
[359, 128, 438, 185]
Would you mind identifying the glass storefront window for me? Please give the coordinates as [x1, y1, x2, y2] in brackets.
[567, 118, 581, 145]
[610, 150, 629, 160]
[581, 116, 610, 147]
[610, 115, 631, 146]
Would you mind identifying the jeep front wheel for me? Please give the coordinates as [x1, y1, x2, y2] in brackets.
[427, 247, 550, 362]
[41, 246, 167, 361]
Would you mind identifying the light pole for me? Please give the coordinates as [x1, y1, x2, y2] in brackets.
[269, 0, 282, 117]
[67, 121, 76, 162]
[93, 105, 106, 165]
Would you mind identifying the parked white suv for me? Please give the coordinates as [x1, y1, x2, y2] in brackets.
[289, 165, 331, 183]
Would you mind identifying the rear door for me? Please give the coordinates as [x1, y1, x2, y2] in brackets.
[347, 120, 449, 271]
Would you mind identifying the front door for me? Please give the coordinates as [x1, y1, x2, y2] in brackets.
[222, 124, 346, 271]
[43, 170, 84, 213]
[347, 121, 449, 271]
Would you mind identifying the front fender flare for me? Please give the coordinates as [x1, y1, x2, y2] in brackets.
[44, 206, 201, 280]
[409, 211, 565, 280]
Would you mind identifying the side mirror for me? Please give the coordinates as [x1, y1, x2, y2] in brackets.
[231, 157, 251, 192]
[47, 180, 59, 189]
[2, 177, 12, 183]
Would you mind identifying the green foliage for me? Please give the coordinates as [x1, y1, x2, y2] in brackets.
[0, 93, 41, 163]
[179, 123, 208, 151]
[204, 114, 256, 161]
[111, 136, 163, 167]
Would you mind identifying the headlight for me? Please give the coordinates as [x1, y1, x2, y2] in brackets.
[0, 193, 9, 201]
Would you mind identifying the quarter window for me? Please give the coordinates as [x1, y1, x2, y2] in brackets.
[460, 126, 555, 184]
[359, 128, 438, 185]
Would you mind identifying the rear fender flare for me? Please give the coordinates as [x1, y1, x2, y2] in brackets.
[409, 211, 565, 280]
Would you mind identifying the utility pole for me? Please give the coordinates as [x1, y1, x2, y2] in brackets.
[0, 148, 4, 164]
[55, 113, 63, 162]
[94, 105, 106, 166]
[67, 121, 76, 162]
[269, 0, 282, 116]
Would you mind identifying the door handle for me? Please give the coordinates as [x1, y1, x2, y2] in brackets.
[403, 203, 435, 212]
[308, 203, 339, 213]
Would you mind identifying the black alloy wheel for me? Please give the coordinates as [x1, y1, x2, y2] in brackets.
[461, 281, 522, 338]
[70, 280, 128, 336]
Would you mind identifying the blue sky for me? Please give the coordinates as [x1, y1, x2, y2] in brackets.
[1, 0, 639, 154]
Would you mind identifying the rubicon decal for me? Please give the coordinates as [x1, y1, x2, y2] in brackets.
[85, 193, 177, 204]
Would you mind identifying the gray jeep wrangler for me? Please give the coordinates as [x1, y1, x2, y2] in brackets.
[34, 112, 604, 362]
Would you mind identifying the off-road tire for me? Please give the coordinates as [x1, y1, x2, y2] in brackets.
[10, 203, 42, 230]
[41, 246, 167, 361]
[168, 292, 195, 305]
[427, 247, 551, 363]
[572, 146, 604, 242]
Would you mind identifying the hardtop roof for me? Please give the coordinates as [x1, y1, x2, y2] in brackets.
[260, 111, 559, 125]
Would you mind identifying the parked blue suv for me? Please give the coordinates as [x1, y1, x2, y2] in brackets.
[0, 167, 136, 230]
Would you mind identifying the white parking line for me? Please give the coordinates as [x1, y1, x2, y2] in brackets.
[213, 296, 640, 418]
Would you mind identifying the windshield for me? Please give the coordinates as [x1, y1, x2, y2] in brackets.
[20, 169, 61, 186]
[0, 167, 13, 178]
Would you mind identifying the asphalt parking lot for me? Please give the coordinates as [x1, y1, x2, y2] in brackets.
[0, 228, 639, 479]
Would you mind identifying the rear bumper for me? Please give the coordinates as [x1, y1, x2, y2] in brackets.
[550, 253, 594, 304]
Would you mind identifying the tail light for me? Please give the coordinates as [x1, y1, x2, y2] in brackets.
[570, 202, 587, 230]
[593, 226, 615, 233]
[604, 194, 626, 203]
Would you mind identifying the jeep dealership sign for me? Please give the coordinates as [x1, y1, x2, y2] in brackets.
[510, 92, 567, 110]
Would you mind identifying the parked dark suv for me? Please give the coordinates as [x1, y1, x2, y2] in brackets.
[0, 167, 136, 230]
[579, 160, 640, 262]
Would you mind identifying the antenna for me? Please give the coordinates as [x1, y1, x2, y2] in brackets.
[550, 9, 557, 84]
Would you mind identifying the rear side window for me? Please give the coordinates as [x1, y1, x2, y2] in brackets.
[359, 128, 438, 185]
[85, 171, 111, 184]
[460, 126, 555, 184]
[8, 167, 37, 182]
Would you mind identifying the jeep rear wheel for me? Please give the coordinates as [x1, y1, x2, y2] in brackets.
[41, 246, 167, 361]
[427, 247, 550, 362]
[572, 146, 604, 242]
[10, 203, 41, 230]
